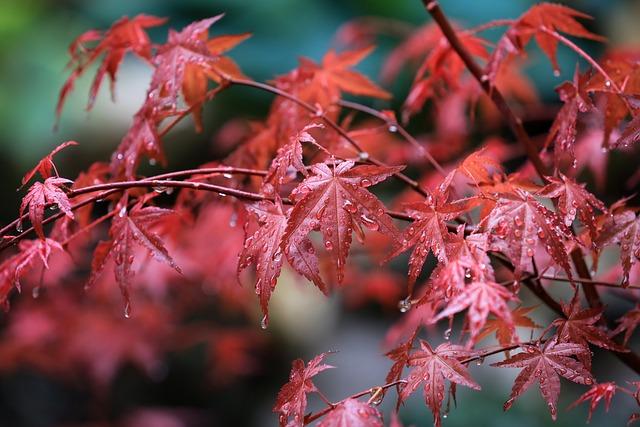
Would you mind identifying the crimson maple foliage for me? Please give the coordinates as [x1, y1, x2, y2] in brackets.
[2, 1, 640, 426]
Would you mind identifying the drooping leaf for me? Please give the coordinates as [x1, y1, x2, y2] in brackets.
[540, 174, 606, 242]
[492, 339, 594, 420]
[433, 279, 518, 344]
[87, 204, 181, 314]
[400, 340, 480, 427]
[487, 3, 605, 79]
[57, 15, 167, 118]
[477, 305, 541, 347]
[238, 200, 326, 324]
[316, 399, 383, 427]
[21, 141, 78, 188]
[0, 239, 64, 309]
[568, 382, 617, 423]
[282, 160, 401, 283]
[612, 304, 640, 346]
[274, 352, 334, 427]
[19, 177, 74, 240]
[595, 210, 640, 287]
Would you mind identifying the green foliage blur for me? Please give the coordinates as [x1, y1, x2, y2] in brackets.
[0, 0, 638, 426]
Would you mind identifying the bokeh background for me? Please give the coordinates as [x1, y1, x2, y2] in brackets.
[0, 0, 639, 426]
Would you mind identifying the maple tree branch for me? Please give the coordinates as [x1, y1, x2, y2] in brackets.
[303, 379, 407, 425]
[227, 77, 432, 198]
[420, 0, 622, 365]
[421, 0, 550, 180]
[337, 99, 447, 176]
[537, 274, 640, 291]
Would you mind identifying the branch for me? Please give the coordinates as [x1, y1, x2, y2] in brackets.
[303, 379, 407, 425]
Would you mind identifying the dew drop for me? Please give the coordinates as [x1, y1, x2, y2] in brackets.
[442, 413, 448, 419]
[605, 80, 612, 88]
[398, 297, 412, 313]
[443, 327, 452, 340]
[358, 151, 370, 161]
[360, 214, 379, 231]
[553, 69, 561, 77]
[229, 212, 238, 227]
[49, 204, 58, 211]
[343, 200, 357, 214]
[222, 173, 233, 179]
[16, 223, 23, 233]
[118, 206, 127, 217]
[123, 303, 131, 319]
[32, 286, 40, 299]
[324, 240, 334, 251]
[153, 186, 168, 193]
[116, 153, 124, 161]
[260, 315, 268, 330]
[388, 125, 398, 133]
[476, 356, 485, 366]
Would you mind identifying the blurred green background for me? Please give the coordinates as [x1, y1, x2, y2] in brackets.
[0, 0, 639, 426]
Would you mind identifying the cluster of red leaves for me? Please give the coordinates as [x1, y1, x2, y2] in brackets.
[2, 2, 640, 426]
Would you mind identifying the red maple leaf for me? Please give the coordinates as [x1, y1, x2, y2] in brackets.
[595, 210, 640, 287]
[551, 297, 626, 369]
[282, 160, 401, 283]
[482, 190, 574, 278]
[546, 66, 593, 165]
[568, 382, 617, 423]
[0, 239, 64, 309]
[19, 177, 74, 240]
[316, 399, 383, 427]
[399, 340, 480, 427]
[87, 203, 181, 315]
[305, 46, 391, 102]
[385, 328, 418, 384]
[238, 200, 327, 324]
[540, 173, 606, 243]
[21, 141, 78, 188]
[487, 3, 604, 79]
[477, 305, 540, 347]
[57, 14, 167, 118]
[433, 279, 518, 344]
[612, 304, 640, 346]
[274, 352, 334, 427]
[492, 339, 594, 420]
[388, 196, 475, 292]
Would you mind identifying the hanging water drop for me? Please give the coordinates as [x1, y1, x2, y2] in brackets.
[553, 69, 561, 77]
[123, 303, 131, 319]
[443, 327, 452, 340]
[16, 223, 23, 233]
[358, 151, 370, 161]
[152, 186, 167, 194]
[324, 240, 334, 251]
[260, 315, 269, 330]
[32, 286, 40, 299]
[388, 125, 398, 133]
[222, 173, 233, 179]
[398, 297, 412, 313]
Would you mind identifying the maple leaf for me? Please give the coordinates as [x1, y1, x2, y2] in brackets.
[546, 66, 593, 165]
[433, 279, 518, 344]
[21, 141, 78, 188]
[388, 196, 474, 292]
[385, 328, 418, 384]
[482, 190, 574, 278]
[487, 3, 605, 79]
[87, 204, 181, 315]
[316, 399, 383, 427]
[19, 177, 74, 240]
[282, 160, 402, 283]
[0, 238, 64, 309]
[400, 340, 480, 427]
[238, 200, 326, 324]
[492, 339, 594, 420]
[612, 305, 640, 346]
[456, 148, 503, 185]
[274, 352, 333, 427]
[595, 210, 640, 287]
[540, 174, 606, 242]
[551, 297, 627, 369]
[264, 123, 322, 189]
[307, 46, 391, 102]
[568, 382, 617, 423]
[57, 14, 167, 118]
[477, 306, 540, 347]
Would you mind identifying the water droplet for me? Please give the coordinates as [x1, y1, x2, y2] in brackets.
[49, 204, 58, 211]
[116, 153, 124, 160]
[476, 356, 485, 366]
[553, 69, 561, 77]
[229, 212, 238, 227]
[442, 413, 448, 419]
[605, 80, 612, 88]
[360, 178, 372, 187]
[601, 147, 608, 153]
[32, 286, 40, 299]
[360, 214, 379, 231]
[368, 387, 384, 406]
[388, 125, 398, 133]
[118, 206, 127, 217]
[343, 200, 357, 214]
[398, 297, 412, 313]
[148, 158, 157, 166]
[16, 223, 23, 233]
[358, 151, 370, 161]
[260, 315, 268, 330]
[324, 240, 334, 251]
[153, 186, 168, 193]
[123, 303, 131, 319]
[443, 327, 452, 340]
[222, 173, 233, 179]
